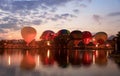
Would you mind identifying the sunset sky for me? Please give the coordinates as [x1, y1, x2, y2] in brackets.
[0, 0, 120, 40]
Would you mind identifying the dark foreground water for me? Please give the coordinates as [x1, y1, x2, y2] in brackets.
[0, 48, 120, 76]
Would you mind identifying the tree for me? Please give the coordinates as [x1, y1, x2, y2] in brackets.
[116, 32, 120, 52]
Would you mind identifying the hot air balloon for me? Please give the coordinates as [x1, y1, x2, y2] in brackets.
[21, 26, 37, 46]
[40, 30, 55, 40]
[54, 29, 70, 48]
[56, 29, 70, 36]
[68, 30, 82, 48]
[93, 32, 108, 45]
[70, 30, 82, 40]
[82, 31, 92, 45]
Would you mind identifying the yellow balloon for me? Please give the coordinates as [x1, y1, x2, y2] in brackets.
[94, 32, 108, 41]
[21, 27, 37, 45]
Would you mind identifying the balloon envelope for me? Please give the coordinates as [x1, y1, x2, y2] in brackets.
[70, 30, 82, 40]
[82, 31, 92, 44]
[82, 31, 92, 39]
[40, 30, 55, 40]
[21, 27, 37, 45]
[93, 32, 108, 44]
[57, 29, 70, 36]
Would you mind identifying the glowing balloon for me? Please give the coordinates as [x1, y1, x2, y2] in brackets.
[93, 32, 108, 44]
[21, 27, 37, 45]
[82, 31, 92, 45]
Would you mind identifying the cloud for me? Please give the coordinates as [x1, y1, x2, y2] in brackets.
[0, 15, 22, 31]
[0, 0, 71, 12]
[107, 12, 120, 16]
[0, 0, 91, 33]
[48, 13, 76, 21]
[73, 9, 80, 13]
[80, 4, 87, 8]
[93, 14, 102, 24]
[32, 20, 42, 25]
[87, 0, 92, 3]
[0, 23, 20, 30]
[0, 28, 7, 33]
[0, 0, 92, 13]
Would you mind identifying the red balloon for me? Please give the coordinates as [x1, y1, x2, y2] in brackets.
[83, 38, 91, 45]
[40, 30, 55, 40]
[82, 31, 92, 39]
[97, 39, 104, 45]
[82, 31, 92, 44]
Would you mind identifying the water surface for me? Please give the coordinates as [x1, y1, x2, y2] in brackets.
[0, 49, 120, 76]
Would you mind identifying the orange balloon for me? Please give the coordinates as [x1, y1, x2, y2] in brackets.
[21, 27, 37, 45]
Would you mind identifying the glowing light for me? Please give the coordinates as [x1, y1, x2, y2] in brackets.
[96, 44, 98, 47]
[8, 35, 12, 39]
[106, 44, 110, 47]
[92, 38, 96, 42]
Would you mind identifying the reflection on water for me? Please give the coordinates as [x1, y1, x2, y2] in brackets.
[0, 49, 120, 76]
[20, 51, 36, 70]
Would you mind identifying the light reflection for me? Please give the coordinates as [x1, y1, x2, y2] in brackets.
[92, 54, 95, 64]
[95, 50, 107, 66]
[96, 44, 98, 47]
[82, 51, 93, 66]
[0, 49, 113, 69]
[95, 50, 98, 58]
[47, 49, 50, 58]
[92, 50, 95, 64]
[0, 48, 119, 76]
[8, 55, 11, 66]
[37, 55, 40, 66]
[20, 51, 36, 70]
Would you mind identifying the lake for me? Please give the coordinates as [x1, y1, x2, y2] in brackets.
[0, 48, 120, 76]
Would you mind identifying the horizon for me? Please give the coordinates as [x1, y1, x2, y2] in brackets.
[0, 0, 120, 40]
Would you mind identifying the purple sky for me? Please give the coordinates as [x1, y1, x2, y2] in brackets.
[0, 0, 120, 40]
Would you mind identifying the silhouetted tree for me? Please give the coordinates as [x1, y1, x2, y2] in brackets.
[116, 32, 120, 52]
